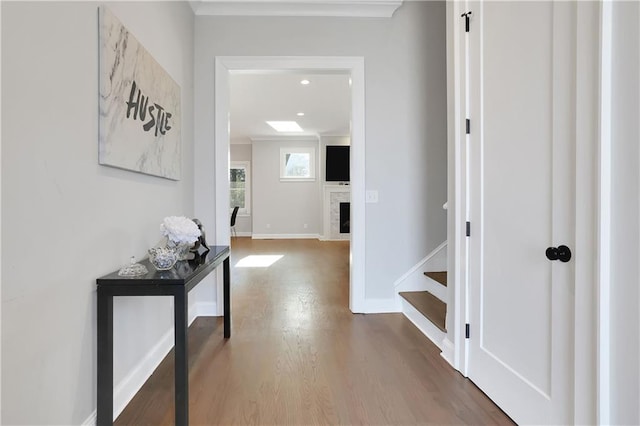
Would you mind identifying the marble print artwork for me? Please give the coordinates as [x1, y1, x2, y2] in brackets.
[99, 7, 181, 180]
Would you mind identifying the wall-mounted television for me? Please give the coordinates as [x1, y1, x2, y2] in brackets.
[325, 145, 350, 182]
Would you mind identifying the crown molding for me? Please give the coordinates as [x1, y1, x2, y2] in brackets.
[189, 0, 404, 18]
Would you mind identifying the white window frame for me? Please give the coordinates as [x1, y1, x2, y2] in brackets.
[279, 147, 316, 181]
[230, 161, 251, 215]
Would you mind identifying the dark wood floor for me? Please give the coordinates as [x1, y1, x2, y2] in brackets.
[115, 238, 514, 425]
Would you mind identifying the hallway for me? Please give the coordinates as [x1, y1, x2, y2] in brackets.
[116, 238, 513, 425]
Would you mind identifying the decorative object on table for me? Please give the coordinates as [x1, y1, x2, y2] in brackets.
[190, 250, 208, 266]
[148, 246, 178, 271]
[174, 258, 193, 275]
[118, 256, 149, 276]
[160, 216, 202, 261]
[170, 241, 191, 261]
[190, 218, 210, 253]
[98, 7, 182, 180]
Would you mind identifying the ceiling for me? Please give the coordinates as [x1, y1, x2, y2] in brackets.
[229, 72, 352, 142]
[200, 0, 404, 143]
[195, 0, 404, 143]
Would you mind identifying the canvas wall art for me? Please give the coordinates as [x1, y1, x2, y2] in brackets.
[99, 7, 181, 180]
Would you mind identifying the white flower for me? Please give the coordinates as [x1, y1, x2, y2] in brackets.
[160, 216, 201, 245]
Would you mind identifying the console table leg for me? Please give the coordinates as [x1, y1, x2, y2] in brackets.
[223, 257, 231, 338]
[97, 291, 113, 426]
[174, 290, 189, 426]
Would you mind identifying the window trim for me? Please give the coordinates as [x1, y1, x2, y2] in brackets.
[230, 161, 251, 215]
[279, 146, 316, 181]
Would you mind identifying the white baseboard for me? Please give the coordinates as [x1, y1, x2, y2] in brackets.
[440, 337, 455, 368]
[83, 302, 218, 425]
[82, 410, 97, 426]
[234, 231, 252, 237]
[111, 328, 175, 422]
[319, 236, 350, 241]
[252, 233, 321, 240]
[192, 301, 217, 319]
[362, 298, 399, 313]
[400, 299, 445, 350]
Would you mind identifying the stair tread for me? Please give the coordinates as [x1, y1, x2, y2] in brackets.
[399, 291, 446, 332]
[424, 271, 447, 287]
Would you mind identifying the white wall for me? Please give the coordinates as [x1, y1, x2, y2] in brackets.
[251, 139, 321, 236]
[609, 1, 640, 423]
[194, 1, 448, 299]
[1, 2, 194, 424]
[230, 143, 252, 234]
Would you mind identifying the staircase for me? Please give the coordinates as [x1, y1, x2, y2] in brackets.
[394, 241, 448, 349]
[399, 271, 447, 332]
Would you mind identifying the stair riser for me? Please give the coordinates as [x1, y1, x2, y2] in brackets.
[423, 277, 447, 303]
[395, 274, 447, 303]
[401, 299, 446, 349]
[398, 291, 446, 332]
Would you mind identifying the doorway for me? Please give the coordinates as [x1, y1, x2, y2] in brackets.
[213, 56, 366, 313]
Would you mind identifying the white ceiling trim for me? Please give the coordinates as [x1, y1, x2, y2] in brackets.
[189, 0, 404, 18]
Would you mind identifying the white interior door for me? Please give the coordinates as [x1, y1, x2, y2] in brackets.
[466, 2, 575, 424]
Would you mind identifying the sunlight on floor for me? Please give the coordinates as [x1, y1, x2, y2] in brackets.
[235, 254, 284, 268]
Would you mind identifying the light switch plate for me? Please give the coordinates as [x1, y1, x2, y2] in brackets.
[365, 190, 379, 203]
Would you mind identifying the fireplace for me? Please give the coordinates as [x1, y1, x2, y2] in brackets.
[339, 202, 350, 234]
[324, 186, 350, 240]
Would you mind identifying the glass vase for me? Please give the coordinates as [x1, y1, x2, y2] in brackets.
[168, 240, 191, 261]
[148, 247, 178, 270]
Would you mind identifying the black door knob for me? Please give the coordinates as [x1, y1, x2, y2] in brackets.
[545, 245, 572, 263]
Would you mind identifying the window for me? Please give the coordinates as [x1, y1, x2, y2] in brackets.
[230, 161, 250, 214]
[280, 147, 316, 181]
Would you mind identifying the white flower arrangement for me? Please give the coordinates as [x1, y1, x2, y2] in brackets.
[160, 216, 201, 246]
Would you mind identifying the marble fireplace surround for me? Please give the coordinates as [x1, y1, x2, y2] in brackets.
[323, 185, 351, 240]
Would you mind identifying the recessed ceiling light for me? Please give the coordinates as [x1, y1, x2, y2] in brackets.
[297, 112, 305, 116]
[300, 79, 310, 85]
[266, 121, 304, 132]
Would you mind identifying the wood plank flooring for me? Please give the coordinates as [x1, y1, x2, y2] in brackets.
[115, 238, 514, 425]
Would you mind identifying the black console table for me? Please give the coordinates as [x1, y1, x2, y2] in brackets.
[96, 246, 231, 426]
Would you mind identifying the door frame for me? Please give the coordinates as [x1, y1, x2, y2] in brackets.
[447, 2, 603, 423]
[445, 0, 470, 374]
[212, 56, 366, 313]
